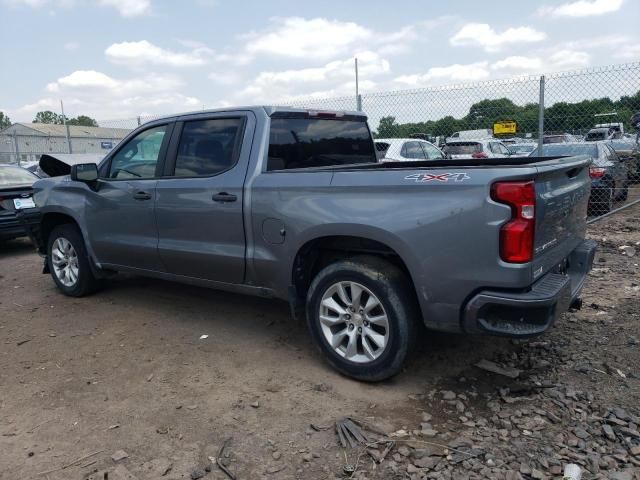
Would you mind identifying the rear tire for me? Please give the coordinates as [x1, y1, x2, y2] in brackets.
[47, 224, 102, 297]
[305, 255, 419, 382]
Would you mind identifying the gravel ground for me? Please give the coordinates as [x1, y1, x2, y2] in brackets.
[0, 204, 638, 480]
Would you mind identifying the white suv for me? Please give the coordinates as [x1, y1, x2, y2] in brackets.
[443, 139, 512, 159]
[375, 138, 445, 162]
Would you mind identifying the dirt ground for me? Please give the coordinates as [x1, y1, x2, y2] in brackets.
[0, 204, 638, 480]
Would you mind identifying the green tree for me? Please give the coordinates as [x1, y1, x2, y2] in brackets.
[67, 115, 98, 127]
[375, 116, 400, 137]
[0, 111, 11, 130]
[33, 110, 66, 124]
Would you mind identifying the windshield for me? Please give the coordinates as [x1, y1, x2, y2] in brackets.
[531, 144, 598, 157]
[443, 142, 482, 155]
[267, 117, 376, 170]
[0, 165, 38, 186]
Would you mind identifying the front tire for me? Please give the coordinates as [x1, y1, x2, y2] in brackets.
[306, 255, 418, 382]
[47, 224, 101, 297]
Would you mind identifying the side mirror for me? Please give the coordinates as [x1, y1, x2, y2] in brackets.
[70, 163, 99, 183]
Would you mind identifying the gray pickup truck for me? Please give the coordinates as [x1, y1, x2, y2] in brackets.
[28, 106, 596, 381]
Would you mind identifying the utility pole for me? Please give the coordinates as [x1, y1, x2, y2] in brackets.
[12, 131, 20, 166]
[537, 76, 545, 154]
[60, 99, 72, 154]
[355, 57, 362, 112]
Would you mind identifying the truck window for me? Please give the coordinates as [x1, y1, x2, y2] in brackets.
[267, 118, 376, 171]
[173, 118, 244, 177]
[108, 125, 168, 179]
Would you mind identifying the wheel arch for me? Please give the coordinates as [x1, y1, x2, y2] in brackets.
[288, 231, 421, 320]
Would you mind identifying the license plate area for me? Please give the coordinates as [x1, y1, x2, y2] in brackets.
[13, 197, 36, 209]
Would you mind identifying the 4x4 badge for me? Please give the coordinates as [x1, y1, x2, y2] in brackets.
[404, 173, 470, 183]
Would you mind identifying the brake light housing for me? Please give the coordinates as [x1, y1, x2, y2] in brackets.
[589, 167, 605, 178]
[491, 181, 536, 263]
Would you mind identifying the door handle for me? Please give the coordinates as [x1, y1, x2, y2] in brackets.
[133, 191, 152, 200]
[212, 192, 237, 203]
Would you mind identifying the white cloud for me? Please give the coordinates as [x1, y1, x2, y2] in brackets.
[492, 56, 543, 71]
[616, 45, 640, 60]
[63, 41, 79, 51]
[15, 69, 198, 120]
[3, 0, 151, 16]
[394, 62, 491, 87]
[97, 0, 150, 17]
[548, 49, 590, 69]
[237, 51, 390, 102]
[105, 40, 212, 67]
[490, 50, 591, 73]
[450, 23, 546, 52]
[538, 0, 624, 18]
[244, 17, 372, 60]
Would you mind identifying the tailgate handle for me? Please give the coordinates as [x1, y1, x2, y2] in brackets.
[566, 167, 581, 179]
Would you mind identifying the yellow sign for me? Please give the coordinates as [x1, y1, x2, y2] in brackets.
[493, 121, 517, 135]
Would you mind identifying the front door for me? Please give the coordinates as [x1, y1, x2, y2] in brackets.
[86, 123, 172, 271]
[155, 113, 255, 284]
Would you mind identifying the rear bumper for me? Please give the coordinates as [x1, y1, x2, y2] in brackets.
[462, 239, 597, 337]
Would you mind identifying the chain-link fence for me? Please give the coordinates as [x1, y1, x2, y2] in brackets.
[1, 62, 638, 219]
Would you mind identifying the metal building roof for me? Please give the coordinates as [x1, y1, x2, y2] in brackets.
[4, 123, 130, 138]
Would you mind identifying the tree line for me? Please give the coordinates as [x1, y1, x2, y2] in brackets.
[373, 91, 640, 138]
[0, 110, 99, 131]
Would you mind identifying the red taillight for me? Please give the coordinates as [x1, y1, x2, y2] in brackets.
[589, 167, 605, 178]
[491, 181, 536, 263]
[472, 151, 488, 159]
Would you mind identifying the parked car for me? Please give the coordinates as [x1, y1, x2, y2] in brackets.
[446, 129, 492, 143]
[530, 142, 628, 214]
[585, 127, 619, 142]
[0, 165, 41, 241]
[28, 106, 595, 381]
[508, 143, 537, 157]
[543, 134, 579, 144]
[605, 139, 640, 183]
[443, 139, 512, 159]
[375, 138, 445, 162]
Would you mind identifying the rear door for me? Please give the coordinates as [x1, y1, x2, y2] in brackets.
[154, 112, 255, 283]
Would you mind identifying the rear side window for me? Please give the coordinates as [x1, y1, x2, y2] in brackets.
[268, 118, 376, 171]
[444, 142, 481, 155]
[401, 141, 427, 160]
[174, 118, 244, 177]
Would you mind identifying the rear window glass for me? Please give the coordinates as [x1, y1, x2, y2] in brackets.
[0, 166, 38, 186]
[532, 144, 598, 157]
[443, 142, 482, 155]
[267, 118, 376, 171]
[585, 131, 607, 141]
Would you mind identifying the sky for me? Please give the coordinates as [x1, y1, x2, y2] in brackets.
[1, 0, 639, 123]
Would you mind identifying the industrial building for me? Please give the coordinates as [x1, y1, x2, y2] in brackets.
[0, 123, 130, 165]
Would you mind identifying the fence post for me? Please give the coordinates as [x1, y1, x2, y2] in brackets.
[137, 116, 141, 126]
[12, 131, 20, 166]
[538, 75, 545, 153]
[356, 94, 363, 112]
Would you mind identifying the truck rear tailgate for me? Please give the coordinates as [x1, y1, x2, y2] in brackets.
[532, 155, 591, 280]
